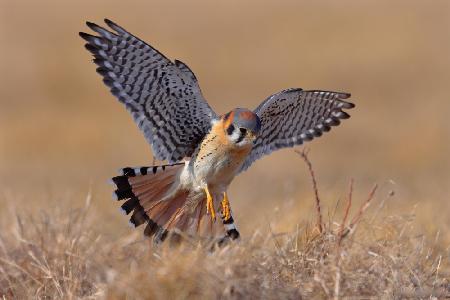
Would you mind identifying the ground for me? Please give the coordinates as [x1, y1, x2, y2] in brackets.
[0, 159, 448, 298]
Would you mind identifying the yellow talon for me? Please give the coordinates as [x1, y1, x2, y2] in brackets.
[222, 192, 231, 221]
[204, 186, 216, 221]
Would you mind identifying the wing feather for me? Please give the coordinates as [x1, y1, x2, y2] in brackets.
[80, 19, 216, 162]
[240, 88, 355, 172]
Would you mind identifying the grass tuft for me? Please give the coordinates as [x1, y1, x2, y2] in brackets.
[0, 155, 448, 299]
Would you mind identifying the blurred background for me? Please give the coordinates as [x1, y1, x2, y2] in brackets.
[1, 0, 449, 242]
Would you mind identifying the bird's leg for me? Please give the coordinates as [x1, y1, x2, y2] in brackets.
[204, 186, 216, 221]
[221, 192, 231, 221]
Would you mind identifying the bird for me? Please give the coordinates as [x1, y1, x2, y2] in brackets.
[79, 19, 355, 244]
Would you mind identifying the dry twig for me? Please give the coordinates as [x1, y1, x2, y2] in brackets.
[295, 148, 323, 234]
[341, 184, 378, 239]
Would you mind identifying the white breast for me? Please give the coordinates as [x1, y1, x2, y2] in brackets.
[181, 121, 252, 196]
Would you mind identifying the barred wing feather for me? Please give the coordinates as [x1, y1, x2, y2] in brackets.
[240, 88, 355, 172]
[80, 19, 216, 162]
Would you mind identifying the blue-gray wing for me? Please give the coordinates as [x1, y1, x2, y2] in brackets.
[80, 19, 216, 163]
[240, 88, 355, 172]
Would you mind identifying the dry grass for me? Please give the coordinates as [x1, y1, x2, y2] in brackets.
[1, 154, 448, 299]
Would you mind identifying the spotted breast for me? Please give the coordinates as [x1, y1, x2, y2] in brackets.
[191, 118, 253, 193]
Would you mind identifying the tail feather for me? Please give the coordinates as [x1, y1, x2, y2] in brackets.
[112, 188, 134, 200]
[120, 197, 138, 215]
[144, 219, 160, 237]
[147, 191, 188, 226]
[140, 180, 176, 209]
[111, 162, 185, 242]
[174, 210, 191, 232]
[222, 214, 240, 240]
[111, 162, 240, 244]
[130, 206, 148, 227]
[166, 199, 202, 234]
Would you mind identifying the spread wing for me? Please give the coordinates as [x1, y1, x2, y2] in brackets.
[240, 88, 355, 172]
[80, 19, 216, 163]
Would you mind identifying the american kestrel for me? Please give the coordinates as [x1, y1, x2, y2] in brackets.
[80, 19, 355, 244]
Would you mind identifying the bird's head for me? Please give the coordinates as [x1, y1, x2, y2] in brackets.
[221, 108, 261, 146]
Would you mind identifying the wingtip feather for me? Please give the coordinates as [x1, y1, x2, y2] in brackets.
[346, 102, 356, 109]
[86, 21, 101, 31]
[104, 18, 114, 25]
[104, 18, 124, 33]
[79, 31, 90, 40]
[339, 92, 351, 99]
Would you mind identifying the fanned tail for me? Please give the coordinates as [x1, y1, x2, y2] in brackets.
[110, 162, 239, 244]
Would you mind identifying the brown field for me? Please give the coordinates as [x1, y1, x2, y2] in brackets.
[0, 0, 449, 298]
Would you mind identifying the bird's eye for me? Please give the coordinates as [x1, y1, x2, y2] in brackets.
[239, 128, 247, 135]
[227, 124, 235, 135]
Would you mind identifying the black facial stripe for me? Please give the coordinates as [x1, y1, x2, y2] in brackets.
[227, 124, 235, 135]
